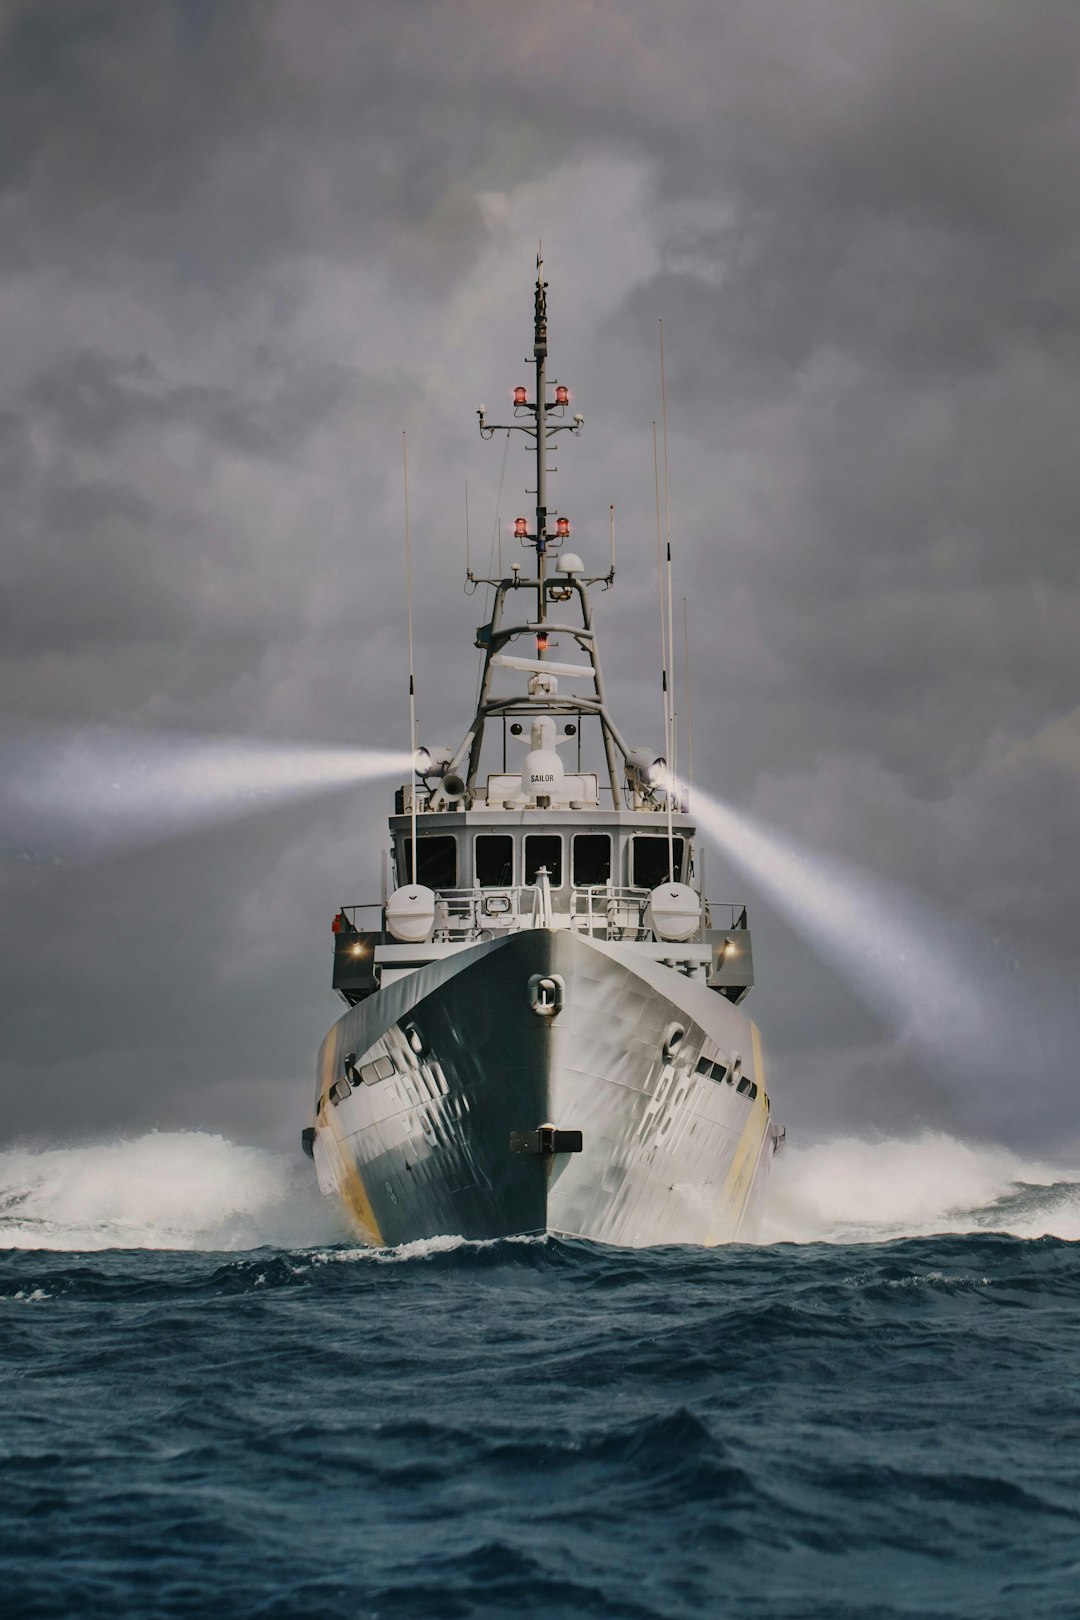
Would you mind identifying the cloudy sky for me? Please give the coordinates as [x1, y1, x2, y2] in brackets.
[3, 0, 1079, 1158]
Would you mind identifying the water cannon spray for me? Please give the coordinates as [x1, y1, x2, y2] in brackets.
[2, 727, 414, 860]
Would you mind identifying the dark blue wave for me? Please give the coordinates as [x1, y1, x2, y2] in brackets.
[3, 1234, 1080, 1618]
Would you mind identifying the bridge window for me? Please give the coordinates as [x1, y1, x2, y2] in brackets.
[631, 836, 685, 888]
[695, 1057, 728, 1084]
[572, 833, 611, 886]
[475, 834, 513, 886]
[401, 835, 457, 889]
[524, 834, 563, 887]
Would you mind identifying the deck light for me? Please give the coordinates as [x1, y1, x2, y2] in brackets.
[514, 517, 529, 538]
[555, 385, 569, 406]
[513, 386, 528, 406]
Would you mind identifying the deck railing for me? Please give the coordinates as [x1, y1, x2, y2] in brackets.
[336, 889, 746, 946]
[432, 886, 540, 942]
[570, 885, 652, 940]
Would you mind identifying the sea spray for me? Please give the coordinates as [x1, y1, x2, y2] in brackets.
[0, 1132, 347, 1250]
[761, 1131, 1080, 1244]
[4, 1129, 1080, 1252]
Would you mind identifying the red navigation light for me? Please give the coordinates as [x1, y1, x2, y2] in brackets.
[555, 516, 571, 538]
[513, 517, 529, 539]
[536, 631, 549, 654]
[555, 385, 570, 406]
[513, 386, 528, 406]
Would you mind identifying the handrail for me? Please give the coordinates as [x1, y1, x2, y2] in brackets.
[336, 890, 747, 942]
[704, 901, 748, 931]
[336, 903, 384, 930]
[395, 782, 686, 814]
[571, 884, 649, 941]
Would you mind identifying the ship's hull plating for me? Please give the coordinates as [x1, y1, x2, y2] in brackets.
[312, 930, 775, 1248]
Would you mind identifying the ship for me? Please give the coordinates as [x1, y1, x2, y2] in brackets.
[302, 262, 782, 1247]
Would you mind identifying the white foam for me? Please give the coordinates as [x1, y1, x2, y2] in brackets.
[760, 1131, 1080, 1244]
[3, 1129, 1076, 1255]
[317, 1231, 550, 1265]
[0, 1132, 347, 1251]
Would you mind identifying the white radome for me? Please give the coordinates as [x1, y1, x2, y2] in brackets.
[647, 881, 702, 941]
[385, 884, 436, 943]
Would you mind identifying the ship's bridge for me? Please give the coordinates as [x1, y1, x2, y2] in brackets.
[330, 805, 753, 1009]
[331, 261, 755, 1012]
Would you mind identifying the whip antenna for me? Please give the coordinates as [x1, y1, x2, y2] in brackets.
[403, 432, 418, 884]
[660, 319, 676, 880]
[683, 595, 693, 810]
[653, 420, 674, 883]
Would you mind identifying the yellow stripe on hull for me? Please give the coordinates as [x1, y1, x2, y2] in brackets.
[317, 1095, 385, 1245]
[707, 1021, 770, 1243]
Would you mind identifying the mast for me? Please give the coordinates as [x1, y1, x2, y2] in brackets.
[403, 432, 418, 883]
[533, 257, 548, 652]
[659, 319, 676, 881]
[469, 262, 644, 811]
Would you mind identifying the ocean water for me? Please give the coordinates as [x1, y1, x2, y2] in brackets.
[3, 1134, 1080, 1620]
